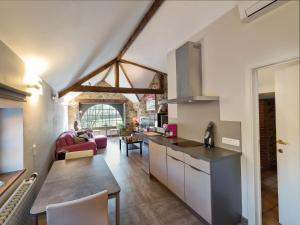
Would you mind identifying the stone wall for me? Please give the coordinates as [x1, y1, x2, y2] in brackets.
[68, 74, 168, 131]
[68, 81, 138, 131]
[137, 74, 168, 120]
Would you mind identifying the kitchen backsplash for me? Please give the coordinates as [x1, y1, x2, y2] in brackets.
[176, 101, 241, 151]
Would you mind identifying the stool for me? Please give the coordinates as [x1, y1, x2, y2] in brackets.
[95, 135, 107, 149]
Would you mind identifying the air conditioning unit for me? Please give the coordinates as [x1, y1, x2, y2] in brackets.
[238, 0, 288, 23]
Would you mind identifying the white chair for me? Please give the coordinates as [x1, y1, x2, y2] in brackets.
[65, 150, 94, 160]
[46, 190, 108, 225]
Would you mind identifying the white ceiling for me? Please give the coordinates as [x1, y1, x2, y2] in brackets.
[0, 1, 237, 100]
[0, 0, 151, 91]
[124, 1, 237, 71]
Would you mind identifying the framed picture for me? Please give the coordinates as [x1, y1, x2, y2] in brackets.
[146, 94, 156, 111]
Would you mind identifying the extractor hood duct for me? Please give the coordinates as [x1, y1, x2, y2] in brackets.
[159, 42, 218, 104]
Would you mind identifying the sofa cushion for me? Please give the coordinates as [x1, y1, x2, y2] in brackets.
[57, 136, 67, 148]
[64, 134, 74, 145]
[74, 136, 86, 144]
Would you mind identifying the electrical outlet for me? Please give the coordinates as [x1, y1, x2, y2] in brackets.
[222, 137, 240, 147]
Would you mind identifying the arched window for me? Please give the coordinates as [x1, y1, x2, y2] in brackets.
[80, 104, 123, 129]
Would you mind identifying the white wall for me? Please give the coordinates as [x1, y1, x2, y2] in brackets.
[0, 108, 23, 172]
[258, 67, 275, 93]
[0, 42, 65, 204]
[167, 2, 299, 223]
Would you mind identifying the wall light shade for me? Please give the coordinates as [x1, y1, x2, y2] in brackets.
[23, 57, 48, 85]
[26, 84, 40, 90]
[23, 57, 48, 103]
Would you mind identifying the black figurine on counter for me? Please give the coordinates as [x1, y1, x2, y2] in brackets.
[204, 122, 214, 149]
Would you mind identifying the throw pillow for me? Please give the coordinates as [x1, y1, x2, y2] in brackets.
[74, 136, 87, 144]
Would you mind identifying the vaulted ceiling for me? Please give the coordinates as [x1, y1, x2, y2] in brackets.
[0, 1, 236, 102]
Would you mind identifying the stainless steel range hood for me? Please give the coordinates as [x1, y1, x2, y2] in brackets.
[159, 42, 219, 105]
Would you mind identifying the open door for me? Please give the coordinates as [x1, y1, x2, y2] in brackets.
[275, 60, 300, 225]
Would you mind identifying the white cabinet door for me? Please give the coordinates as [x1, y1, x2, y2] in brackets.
[185, 164, 212, 224]
[149, 141, 167, 186]
[167, 155, 185, 200]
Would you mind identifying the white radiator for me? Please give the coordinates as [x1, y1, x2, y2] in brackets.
[0, 173, 38, 225]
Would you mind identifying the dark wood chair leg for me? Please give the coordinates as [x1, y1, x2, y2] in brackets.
[119, 139, 121, 151]
[140, 142, 142, 155]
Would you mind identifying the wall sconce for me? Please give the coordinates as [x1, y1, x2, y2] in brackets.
[23, 56, 47, 103]
[26, 84, 40, 90]
[26, 80, 43, 103]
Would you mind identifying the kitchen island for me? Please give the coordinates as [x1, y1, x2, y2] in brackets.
[137, 132, 242, 225]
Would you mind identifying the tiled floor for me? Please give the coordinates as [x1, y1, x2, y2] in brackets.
[98, 137, 204, 225]
[261, 169, 279, 225]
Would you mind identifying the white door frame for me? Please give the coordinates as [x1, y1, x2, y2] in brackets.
[245, 57, 299, 225]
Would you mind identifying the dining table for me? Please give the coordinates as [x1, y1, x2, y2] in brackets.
[30, 155, 121, 225]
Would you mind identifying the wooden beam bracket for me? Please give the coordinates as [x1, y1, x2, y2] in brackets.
[119, 59, 167, 76]
[59, 58, 116, 97]
[115, 62, 120, 88]
[119, 64, 140, 101]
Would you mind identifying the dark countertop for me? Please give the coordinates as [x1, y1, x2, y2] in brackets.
[31, 155, 120, 215]
[136, 132, 241, 162]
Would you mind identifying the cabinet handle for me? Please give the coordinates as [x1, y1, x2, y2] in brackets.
[188, 165, 209, 175]
[169, 156, 181, 162]
[189, 165, 202, 172]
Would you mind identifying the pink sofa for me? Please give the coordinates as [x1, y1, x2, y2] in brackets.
[56, 131, 97, 155]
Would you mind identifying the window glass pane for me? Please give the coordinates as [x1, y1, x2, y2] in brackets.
[80, 104, 123, 129]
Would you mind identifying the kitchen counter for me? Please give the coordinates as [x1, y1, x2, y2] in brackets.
[136, 132, 241, 162]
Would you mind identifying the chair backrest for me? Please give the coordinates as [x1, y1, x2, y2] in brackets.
[46, 190, 108, 225]
[65, 150, 94, 160]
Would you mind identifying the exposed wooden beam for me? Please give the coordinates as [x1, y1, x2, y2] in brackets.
[119, 59, 167, 75]
[120, 64, 140, 102]
[72, 86, 164, 94]
[99, 65, 113, 83]
[117, 0, 165, 59]
[79, 99, 127, 104]
[59, 0, 166, 98]
[59, 58, 117, 97]
[115, 62, 119, 88]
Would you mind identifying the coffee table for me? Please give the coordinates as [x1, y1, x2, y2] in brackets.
[119, 136, 143, 157]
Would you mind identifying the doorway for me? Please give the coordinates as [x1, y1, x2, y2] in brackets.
[258, 94, 278, 225]
[256, 59, 299, 225]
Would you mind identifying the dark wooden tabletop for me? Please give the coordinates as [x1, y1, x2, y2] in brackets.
[120, 136, 142, 144]
[30, 155, 120, 215]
